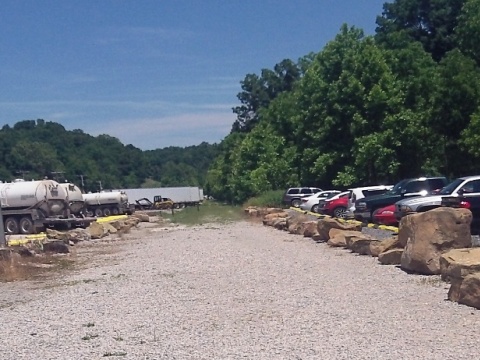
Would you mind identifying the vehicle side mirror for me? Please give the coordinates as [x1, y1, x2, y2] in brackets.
[457, 188, 464, 196]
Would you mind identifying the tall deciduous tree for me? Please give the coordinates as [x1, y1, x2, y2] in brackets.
[375, 0, 466, 61]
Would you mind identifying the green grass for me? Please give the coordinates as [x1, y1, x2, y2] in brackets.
[163, 201, 246, 226]
[243, 190, 285, 208]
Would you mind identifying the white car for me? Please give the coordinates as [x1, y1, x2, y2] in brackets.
[299, 190, 342, 212]
[345, 185, 393, 219]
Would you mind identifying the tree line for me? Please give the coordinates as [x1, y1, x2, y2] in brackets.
[205, 0, 480, 203]
[0, 119, 219, 192]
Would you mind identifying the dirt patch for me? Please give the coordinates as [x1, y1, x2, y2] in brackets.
[0, 253, 76, 283]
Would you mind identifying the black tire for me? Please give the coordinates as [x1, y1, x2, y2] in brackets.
[5, 217, 19, 235]
[103, 208, 112, 217]
[333, 206, 347, 218]
[311, 204, 319, 213]
[112, 207, 120, 215]
[94, 208, 103, 217]
[291, 198, 301, 207]
[19, 216, 34, 234]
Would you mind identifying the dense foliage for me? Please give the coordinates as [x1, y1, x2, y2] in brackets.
[206, 0, 480, 204]
[0, 120, 219, 192]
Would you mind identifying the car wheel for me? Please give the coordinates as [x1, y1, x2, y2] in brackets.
[372, 208, 382, 224]
[291, 199, 301, 207]
[311, 204, 319, 213]
[333, 206, 347, 218]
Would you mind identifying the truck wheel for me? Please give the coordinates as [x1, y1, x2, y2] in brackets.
[19, 217, 34, 234]
[112, 207, 119, 215]
[103, 208, 112, 217]
[94, 208, 103, 217]
[5, 217, 19, 235]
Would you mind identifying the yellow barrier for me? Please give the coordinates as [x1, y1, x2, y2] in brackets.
[7, 233, 48, 247]
[289, 207, 399, 233]
[96, 215, 128, 223]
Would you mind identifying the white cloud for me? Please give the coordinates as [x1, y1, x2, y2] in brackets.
[86, 112, 236, 149]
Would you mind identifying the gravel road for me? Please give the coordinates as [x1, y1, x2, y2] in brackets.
[1, 220, 480, 360]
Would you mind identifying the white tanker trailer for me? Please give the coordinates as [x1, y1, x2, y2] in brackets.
[0, 179, 89, 235]
[59, 182, 86, 216]
[82, 191, 131, 217]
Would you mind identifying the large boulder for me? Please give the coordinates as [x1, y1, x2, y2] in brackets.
[286, 214, 310, 234]
[347, 235, 376, 256]
[288, 220, 318, 236]
[449, 274, 480, 309]
[245, 206, 285, 218]
[132, 212, 150, 222]
[87, 222, 109, 239]
[370, 236, 400, 257]
[400, 207, 472, 275]
[378, 248, 404, 265]
[273, 218, 287, 230]
[315, 218, 362, 243]
[46, 228, 91, 243]
[303, 221, 319, 238]
[440, 248, 480, 282]
[263, 211, 289, 227]
[440, 248, 480, 308]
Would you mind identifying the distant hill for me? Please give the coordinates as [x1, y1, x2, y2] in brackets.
[0, 119, 220, 191]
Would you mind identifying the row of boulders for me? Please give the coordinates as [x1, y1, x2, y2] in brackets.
[246, 206, 480, 310]
[4, 212, 153, 258]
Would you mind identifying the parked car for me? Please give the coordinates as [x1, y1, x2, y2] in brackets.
[372, 204, 398, 226]
[353, 177, 448, 223]
[282, 187, 322, 207]
[299, 190, 341, 212]
[345, 185, 393, 219]
[395, 175, 480, 221]
[317, 191, 350, 215]
[321, 192, 350, 218]
[441, 194, 480, 234]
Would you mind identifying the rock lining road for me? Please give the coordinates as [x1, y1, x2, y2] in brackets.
[1, 220, 479, 359]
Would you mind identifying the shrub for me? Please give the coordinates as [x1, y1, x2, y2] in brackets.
[244, 190, 284, 208]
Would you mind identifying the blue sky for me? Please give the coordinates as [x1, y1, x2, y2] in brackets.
[0, 0, 387, 150]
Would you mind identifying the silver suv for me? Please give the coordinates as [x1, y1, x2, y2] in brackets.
[282, 187, 322, 207]
[395, 175, 480, 220]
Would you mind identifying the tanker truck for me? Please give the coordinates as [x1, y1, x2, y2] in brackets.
[59, 182, 86, 216]
[0, 179, 87, 235]
[82, 191, 132, 217]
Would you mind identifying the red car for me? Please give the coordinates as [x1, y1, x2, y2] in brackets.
[372, 204, 398, 226]
[322, 196, 348, 218]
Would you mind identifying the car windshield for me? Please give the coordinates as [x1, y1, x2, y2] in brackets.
[439, 178, 464, 195]
[386, 180, 409, 195]
[325, 192, 339, 199]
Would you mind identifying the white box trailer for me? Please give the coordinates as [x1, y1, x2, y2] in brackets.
[118, 187, 203, 207]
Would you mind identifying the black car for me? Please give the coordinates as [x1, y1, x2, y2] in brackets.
[353, 176, 448, 223]
[442, 187, 480, 234]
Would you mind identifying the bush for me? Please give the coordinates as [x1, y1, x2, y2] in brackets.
[243, 190, 285, 208]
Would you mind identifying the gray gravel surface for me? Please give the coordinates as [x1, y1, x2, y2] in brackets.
[1, 220, 480, 360]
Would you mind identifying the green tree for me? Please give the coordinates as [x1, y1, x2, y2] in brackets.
[375, 0, 466, 61]
[455, 0, 480, 64]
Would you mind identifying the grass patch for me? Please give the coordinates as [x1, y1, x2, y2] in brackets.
[243, 190, 285, 208]
[163, 201, 245, 226]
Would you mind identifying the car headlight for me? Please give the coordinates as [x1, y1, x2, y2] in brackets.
[400, 205, 413, 212]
